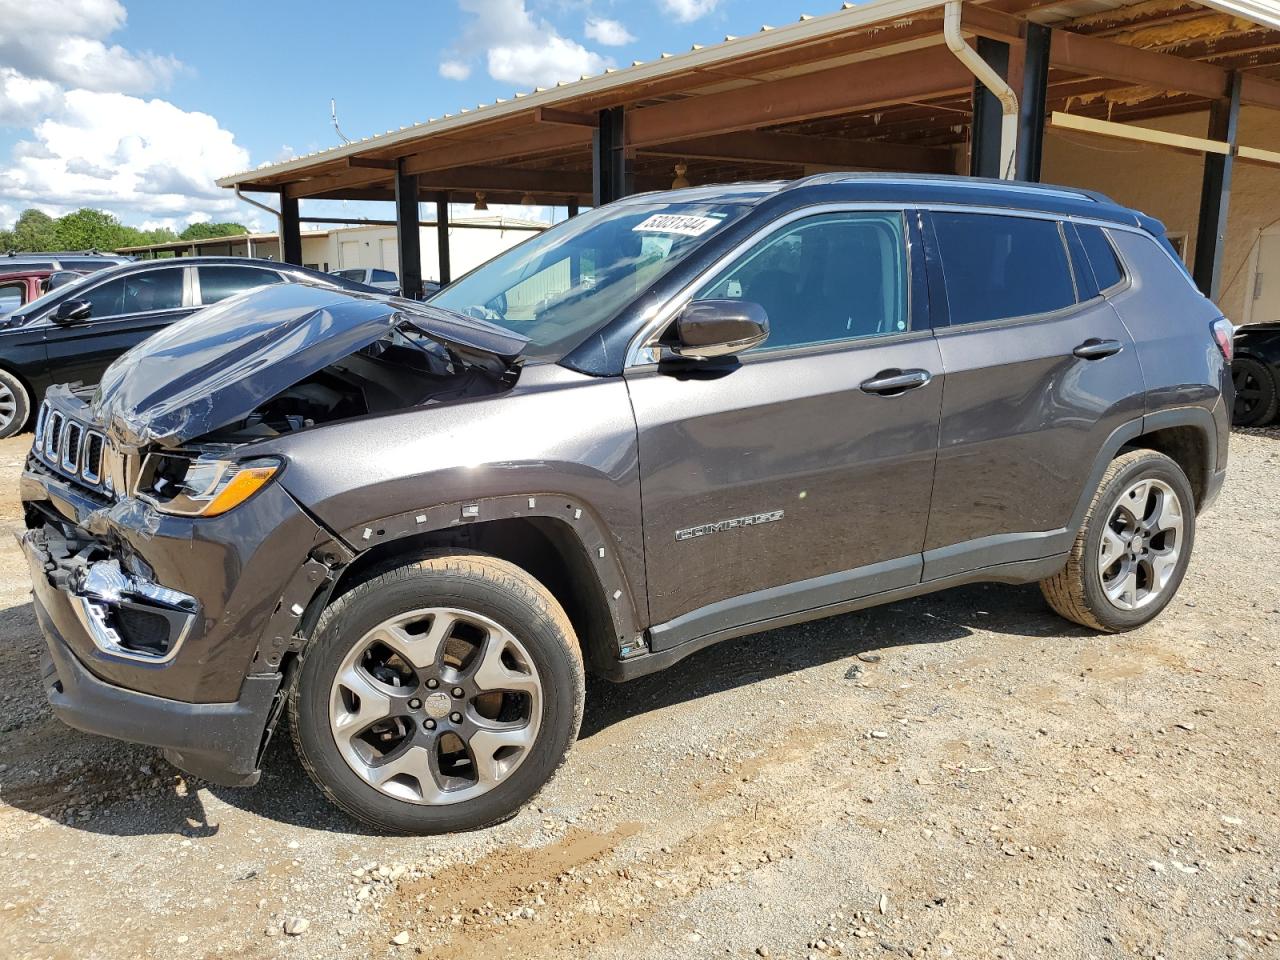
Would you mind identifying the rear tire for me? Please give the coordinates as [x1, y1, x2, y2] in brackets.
[1041, 450, 1195, 632]
[0, 369, 30, 440]
[1232, 356, 1278, 426]
[289, 552, 583, 834]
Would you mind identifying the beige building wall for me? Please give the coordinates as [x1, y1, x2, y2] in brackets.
[1043, 106, 1280, 325]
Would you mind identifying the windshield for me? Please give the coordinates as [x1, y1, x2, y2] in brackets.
[429, 200, 750, 359]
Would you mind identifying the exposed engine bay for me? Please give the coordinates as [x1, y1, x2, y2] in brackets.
[199, 328, 515, 443]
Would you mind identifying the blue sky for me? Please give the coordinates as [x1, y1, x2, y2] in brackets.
[0, 0, 848, 232]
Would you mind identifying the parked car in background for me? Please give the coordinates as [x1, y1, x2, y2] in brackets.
[0, 268, 59, 316]
[0, 256, 379, 438]
[18, 175, 1229, 834]
[1231, 323, 1280, 426]
[2, 251, 132, 272]
[330, 267, 442, 298]
[331, 267, 402, 294]
[1, 269, 101, 316]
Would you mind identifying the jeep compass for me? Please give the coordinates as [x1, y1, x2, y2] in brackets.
[20, 175, 1231, 833]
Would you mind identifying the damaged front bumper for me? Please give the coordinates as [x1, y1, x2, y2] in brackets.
[20, 440, 346, 786]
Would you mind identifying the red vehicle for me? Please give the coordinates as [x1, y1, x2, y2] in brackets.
[0, 268, 85, 315]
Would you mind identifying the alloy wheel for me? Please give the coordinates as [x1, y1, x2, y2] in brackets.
[1097, 477, 1184, 611]
[0, 381, 15, 434]
[328, 607, 542, 805]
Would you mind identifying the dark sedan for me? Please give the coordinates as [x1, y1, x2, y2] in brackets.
[0, 256, 378, 438]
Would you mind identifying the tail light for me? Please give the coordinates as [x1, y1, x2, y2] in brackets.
[1212, 317, 1234, 362]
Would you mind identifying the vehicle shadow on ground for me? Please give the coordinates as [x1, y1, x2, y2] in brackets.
[579, 579, 1089, 739]
[0, 581, 1090, 836]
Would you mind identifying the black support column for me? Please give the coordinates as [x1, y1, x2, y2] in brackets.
[1193, 72, 1243, 302]
[394, 160, 424, 300]
[593, 106, 629, 206]
[1017, 23, 1052, 182]
[567, 198, 579, 218]
[969, 37, 1011, 179]
[435, 193, 451, 287]
[279, 194, 302, 265]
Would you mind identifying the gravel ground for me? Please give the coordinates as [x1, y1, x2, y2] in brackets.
[0, 428, 1277, 960]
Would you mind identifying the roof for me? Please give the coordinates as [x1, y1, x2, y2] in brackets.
[218, 0, 1280, 203]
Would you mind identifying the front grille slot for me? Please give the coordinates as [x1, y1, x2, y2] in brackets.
[82, 432, 105, 484]
[62, 422, 82, 474]
[46, 412, 64, 461]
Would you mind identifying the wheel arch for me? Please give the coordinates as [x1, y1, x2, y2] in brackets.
[325, 498, 644, 677]
[1125, 408, 1218, 510]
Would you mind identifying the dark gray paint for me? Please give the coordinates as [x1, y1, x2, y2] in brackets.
[16, 176, 1232, 787]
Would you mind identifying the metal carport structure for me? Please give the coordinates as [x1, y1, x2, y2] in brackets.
[216, 0, 1280, 304]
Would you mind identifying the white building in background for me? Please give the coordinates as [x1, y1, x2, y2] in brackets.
[116, 215, 549, 285]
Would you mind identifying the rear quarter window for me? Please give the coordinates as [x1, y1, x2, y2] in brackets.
[931, 212, 1077, 325]
[1076, 224, 1125, 292]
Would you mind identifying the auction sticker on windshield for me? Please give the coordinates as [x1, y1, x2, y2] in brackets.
[632, 214, 720, 237]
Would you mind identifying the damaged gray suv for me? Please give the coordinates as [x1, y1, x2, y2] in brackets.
[20, 175, 1231, 833]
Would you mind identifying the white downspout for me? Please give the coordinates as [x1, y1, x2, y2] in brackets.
[944, 0, 1018, 179]
[234, 186, 284, 260]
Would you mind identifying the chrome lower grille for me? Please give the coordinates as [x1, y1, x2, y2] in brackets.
[34, 399, 112, 496]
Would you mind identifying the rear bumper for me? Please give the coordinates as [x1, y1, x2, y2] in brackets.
[36, 596, 281, 786]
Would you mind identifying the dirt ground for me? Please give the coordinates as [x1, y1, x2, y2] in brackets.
[0, 428, 1277, 960]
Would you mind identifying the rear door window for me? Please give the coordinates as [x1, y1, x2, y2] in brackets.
[198, 265, 282, 304]
[931, 212, 1077, 325]
[371, 269, 397, 282]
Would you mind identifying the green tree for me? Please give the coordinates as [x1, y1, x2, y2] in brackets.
[53, 208, 127, 251]
[179, 221, 248, 241]
[10, 209, 58, 251]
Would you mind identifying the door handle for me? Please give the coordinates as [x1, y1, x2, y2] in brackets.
[1073, 338, 1124, 360]
[860, 368, 933, 395]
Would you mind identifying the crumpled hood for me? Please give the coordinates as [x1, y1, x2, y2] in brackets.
[92, 281, 528, 449]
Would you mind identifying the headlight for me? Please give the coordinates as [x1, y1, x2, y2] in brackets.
[137, 454, 281, 517]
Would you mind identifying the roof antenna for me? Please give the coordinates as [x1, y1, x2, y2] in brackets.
[330, 98, 352, 145]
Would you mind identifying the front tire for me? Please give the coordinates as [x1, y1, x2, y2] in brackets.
[289, 552, 583, 834]
[0, 369, 30, 440]
[1041, 450, 1195, 632]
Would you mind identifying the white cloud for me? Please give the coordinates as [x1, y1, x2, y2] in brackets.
[0, 0, 180, 94]
[0, 0, 263, 230]
[0, 90, 252, 226]
[445, 0, 610, 89]
[439, 59, 472, 81]
[659, 0, 721, 23]
[584, 17, 635, 46]
[0, 68, 61, 127]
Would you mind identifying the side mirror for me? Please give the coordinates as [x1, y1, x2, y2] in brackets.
[669, 299, 769, 360]
[53, 299, 92, 324]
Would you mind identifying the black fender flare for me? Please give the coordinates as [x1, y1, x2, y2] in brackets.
[331, 492, 644, 651]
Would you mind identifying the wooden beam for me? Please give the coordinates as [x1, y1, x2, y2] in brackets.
[1237, 144, 1280, 166]
[1241, 73, 1280, 111]
[402, 124, 592, 175]
[535, 106, 598, 127]
[642, 130, 954, 173]
[961, 5, 1025, 44]
[348, 157, 397, 170]
[285, 167, 392, 199]
[1049, 110, 1230, 155]
[627, 46, 974, 147]
[1050, 29, 1229, 100]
